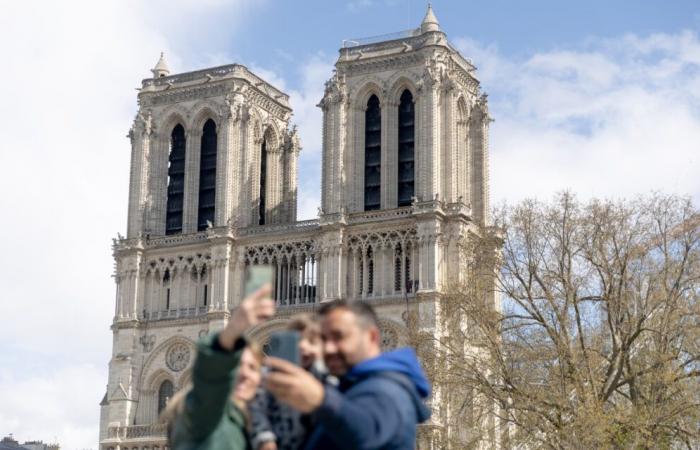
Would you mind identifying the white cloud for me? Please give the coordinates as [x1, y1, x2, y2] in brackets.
[0, 1, 260, 449]
[454, 32, 700, 204]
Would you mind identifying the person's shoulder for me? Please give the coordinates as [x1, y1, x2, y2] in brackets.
[349, 371, 414, 399]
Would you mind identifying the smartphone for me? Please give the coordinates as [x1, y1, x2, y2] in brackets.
[266, 331, 300, 365]
[244, 265, 274, 297]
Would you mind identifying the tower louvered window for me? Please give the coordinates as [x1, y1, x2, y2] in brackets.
[166, 124, 186, 234]
[259, 138, 267, 225]
[364, 95, 381, 211]
[158, 380, 174, 414]
[197, 119, 217, 231]
[398, 90, 415, 207]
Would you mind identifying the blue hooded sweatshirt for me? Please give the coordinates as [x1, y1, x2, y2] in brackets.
[303, 348, 431, 450]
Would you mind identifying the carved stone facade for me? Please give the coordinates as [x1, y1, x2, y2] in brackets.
[100, 6, 500, 450]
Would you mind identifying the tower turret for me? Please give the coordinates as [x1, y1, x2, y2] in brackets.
[150, 52, 170, 78]
[420, 4, 441, 33]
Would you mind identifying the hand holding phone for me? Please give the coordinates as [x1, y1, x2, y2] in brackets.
[266, 331, 301, 366]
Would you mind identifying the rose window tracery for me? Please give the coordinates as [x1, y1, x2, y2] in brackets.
[166, 343, 191, 372]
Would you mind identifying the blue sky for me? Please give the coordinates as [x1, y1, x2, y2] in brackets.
[0, 1, 699, 449]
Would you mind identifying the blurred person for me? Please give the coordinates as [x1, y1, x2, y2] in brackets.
[249, 314, 328, 450]
[264, 300, 431, 450]
[165, 285, 274, 450]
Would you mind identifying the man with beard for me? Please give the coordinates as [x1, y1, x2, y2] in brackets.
[264, 300, 431, 450]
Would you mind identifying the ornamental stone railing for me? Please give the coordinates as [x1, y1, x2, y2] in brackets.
[348, 207, 413, 224]
[107, 423, 167, 440]
[342, 27, 421, 48]
[144, 306, 208, 321]
[144, 231, 210, 248]
[238, 219, 320, 237]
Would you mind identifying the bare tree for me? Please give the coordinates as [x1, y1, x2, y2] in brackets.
[438, 193, 700, 449]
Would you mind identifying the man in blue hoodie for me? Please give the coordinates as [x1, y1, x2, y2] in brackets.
[264, 300, 431, 450]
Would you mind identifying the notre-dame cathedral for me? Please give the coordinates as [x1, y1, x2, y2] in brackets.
[99, 5, 497, 449]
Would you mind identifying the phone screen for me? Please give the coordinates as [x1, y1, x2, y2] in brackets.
[245, 265, 274, 297]
[266, 331, 301, 365]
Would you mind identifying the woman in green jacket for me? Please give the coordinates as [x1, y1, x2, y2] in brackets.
[166, 285, 274, 450]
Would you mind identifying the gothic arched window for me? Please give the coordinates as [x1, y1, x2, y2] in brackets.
[157, 380, 174, 414]
[364, 95, 381, 211]
[166, 124, 186, 235]
[197, 119, 217, 231]
[367, 246, 375, 295]
[259, 138, 267, 225]
[394, 245, 403, 292]
[397, 90, 415, 207]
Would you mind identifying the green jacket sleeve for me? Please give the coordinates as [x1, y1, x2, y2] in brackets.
[180, 332, 246, 441]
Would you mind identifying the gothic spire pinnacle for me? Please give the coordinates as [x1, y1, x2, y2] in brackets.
[151, 52, 170, 78]
[420, 3, 441, 33]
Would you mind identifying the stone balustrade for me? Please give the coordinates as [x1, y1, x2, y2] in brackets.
[107, 423, 167, 440]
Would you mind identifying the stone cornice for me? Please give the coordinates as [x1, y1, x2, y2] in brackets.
[111, 312, 228, 331]
[338, 52, 423, 77]
[140, 63, 289, 105]
[139, 80, 291, 121]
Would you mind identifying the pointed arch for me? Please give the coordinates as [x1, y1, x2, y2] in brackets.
[178, 369, 193, 390]
[157, 379, 174, 414]
[197, 118, 217, 230]
[353, 80, 385, 111]
[190, 100, 222, 131]
[397, 89, 415, 207]
[166, 124, 186, 235]
[364, 94, 382, 211]
[258, 134, 268, 225]
[158, 107, 189, 135]
[387, 75, 418, 105]
[262, 124, 280, 153]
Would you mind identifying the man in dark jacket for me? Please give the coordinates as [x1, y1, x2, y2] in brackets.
[264, 300, 431, 450]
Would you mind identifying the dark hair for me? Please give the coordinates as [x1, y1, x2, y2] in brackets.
[318, 300, 379, 330]
[286, 313, 320, 335]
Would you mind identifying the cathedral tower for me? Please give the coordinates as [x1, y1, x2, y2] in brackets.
[320, 4, 491, 223]
[101, 6, 498, 450]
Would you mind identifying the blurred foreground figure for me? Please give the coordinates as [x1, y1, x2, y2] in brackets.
[265, 300, 431, 450]
[250, 314, 329, 450]
[164, 285, 274, 450]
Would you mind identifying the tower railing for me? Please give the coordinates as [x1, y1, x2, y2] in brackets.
[342, 28, 421, 47]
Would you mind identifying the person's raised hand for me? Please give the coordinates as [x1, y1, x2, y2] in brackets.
[218, 284, 274, 350]
[263, 357, 325, 413]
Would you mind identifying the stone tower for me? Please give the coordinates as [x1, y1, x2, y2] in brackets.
[100, 6, 497, 450]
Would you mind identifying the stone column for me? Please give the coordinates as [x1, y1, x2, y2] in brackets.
[470, 98, 491, 225]
[319, 73, 347, 215]
[417, 219, 440, 292]
[441, 86, 457, 202]
[384, 100, 398, 209]
[216, 111, 233, 227]
[126, 112, 152, 238]
[417, 63, 442, 202]
[182, 127, 201, 233]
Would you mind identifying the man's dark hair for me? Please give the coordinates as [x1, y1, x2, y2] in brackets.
[318, 299, 379, 330]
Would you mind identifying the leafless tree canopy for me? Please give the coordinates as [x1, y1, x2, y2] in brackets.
[440, 193, 700, 449]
